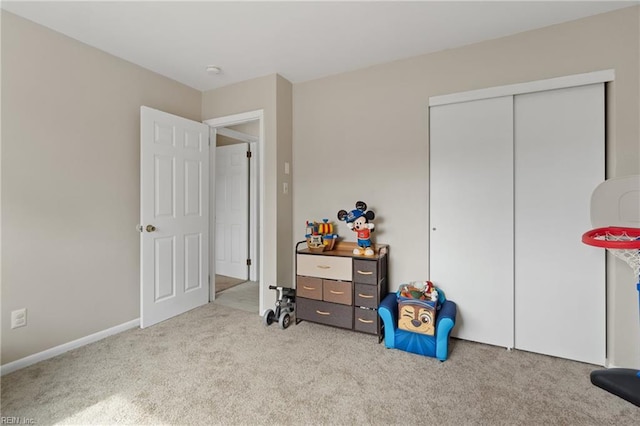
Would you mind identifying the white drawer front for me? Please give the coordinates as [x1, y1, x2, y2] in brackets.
[297, 254, 352, 281]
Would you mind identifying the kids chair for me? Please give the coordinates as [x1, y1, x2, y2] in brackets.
[378, 292, 457, 361]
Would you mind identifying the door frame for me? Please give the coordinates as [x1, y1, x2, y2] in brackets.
[205, 110, 264, 312]
[429, 69, 615, 107]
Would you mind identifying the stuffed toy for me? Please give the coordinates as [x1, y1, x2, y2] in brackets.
[397, 282, 439, 336]
[337, 201, 376, 256]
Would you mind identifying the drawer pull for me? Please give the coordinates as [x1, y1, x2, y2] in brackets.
[358, 293, 374, 299]
[357, 318, 374, 324]
[316, 310, 331, 316]
[356, 270, 373, 275]
[317, 265, 331, 269]
[303, 286, 317, 290]
[329, 290, 344, 295]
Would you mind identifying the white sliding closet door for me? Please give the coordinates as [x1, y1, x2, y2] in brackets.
[514, 84, 605, 365]
[430, 96, 515, 348]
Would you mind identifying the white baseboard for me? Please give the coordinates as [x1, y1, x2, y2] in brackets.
[1, 318, 140, 376]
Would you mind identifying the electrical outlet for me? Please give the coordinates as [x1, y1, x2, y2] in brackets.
[11, 308, 27, 329]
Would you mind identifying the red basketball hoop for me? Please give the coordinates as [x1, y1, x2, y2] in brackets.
[582, 226, 640, 278]
[582, 227, 640, 249]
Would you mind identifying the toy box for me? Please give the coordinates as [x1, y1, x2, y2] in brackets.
[396, 282, 439, 336]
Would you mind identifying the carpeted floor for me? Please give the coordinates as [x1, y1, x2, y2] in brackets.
[1, 302, 639, 425]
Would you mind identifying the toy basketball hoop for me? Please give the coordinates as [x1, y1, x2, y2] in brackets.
[582, 227, 640, 280]
[582, 175, 640, 407]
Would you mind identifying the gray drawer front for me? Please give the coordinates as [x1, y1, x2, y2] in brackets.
[354, 283, 379, 309]
[354, 308, 378, 335]
[353, 259, 377, 285]
[297, 298, 353, 330]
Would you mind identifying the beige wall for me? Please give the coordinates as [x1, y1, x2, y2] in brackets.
[293, 6, 640, 368]
[276, 75, 293, 285]
[202, 74, 294, 310]
[1, 12, 202, 364]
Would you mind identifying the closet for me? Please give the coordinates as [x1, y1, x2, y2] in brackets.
[428, 71, 612, 365]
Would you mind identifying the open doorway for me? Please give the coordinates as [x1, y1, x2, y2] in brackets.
[205, 110, 263, 314]
[214, 126, 255, 294]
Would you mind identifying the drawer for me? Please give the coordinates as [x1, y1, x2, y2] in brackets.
[296, 276, 322, 300]
[354, 307, 379, 335]
[353, 259, 378, 285]
[297, 298, 353, 330]
[354, 283, 379, 309]
[297, 254, 352, 281]
[323, 280, 352, 305]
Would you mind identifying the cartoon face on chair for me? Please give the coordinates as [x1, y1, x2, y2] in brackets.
[398, 301, 435, 335]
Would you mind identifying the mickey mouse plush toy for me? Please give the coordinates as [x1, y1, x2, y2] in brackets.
[337, 201, 376, 256]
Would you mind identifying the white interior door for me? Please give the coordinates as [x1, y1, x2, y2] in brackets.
[514, 84, 605, 365]
[140, 106, 210, 328]
[429, 96, 515, 348]
[215, 143, 249, 279]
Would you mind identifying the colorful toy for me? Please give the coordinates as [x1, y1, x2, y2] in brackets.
[337, 201, 376, 256]
[305, 219, 338, 252]
[397, 282, 440, 336]
[399, 280, 439, 302]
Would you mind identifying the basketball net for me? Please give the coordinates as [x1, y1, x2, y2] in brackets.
[582, 227, 640, 280]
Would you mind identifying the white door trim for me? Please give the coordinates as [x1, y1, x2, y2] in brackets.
[204, 110, 264, 313]
[208, 127, 217, 300]
[205, 110, 264, 128]
[249, 141, 258, 282]
[429, 69, 614, 106]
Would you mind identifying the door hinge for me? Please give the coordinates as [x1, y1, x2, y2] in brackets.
[246, 150, 252, 158]
[246, 259, 252, 266]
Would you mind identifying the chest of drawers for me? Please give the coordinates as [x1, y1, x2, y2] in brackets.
[295, 241, 388, 340]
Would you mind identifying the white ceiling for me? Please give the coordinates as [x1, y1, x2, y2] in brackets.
[3, 1, 637, 92]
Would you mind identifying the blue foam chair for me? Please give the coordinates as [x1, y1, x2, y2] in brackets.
[378, 292, 457, 361]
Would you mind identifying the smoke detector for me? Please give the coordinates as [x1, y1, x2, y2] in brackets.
[206, 65, 222, 75]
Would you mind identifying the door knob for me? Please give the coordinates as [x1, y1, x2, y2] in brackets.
[146, 225, 157, 232]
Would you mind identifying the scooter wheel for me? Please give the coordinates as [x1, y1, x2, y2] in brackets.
[263, 309, 275, 326]
[279, 312, 291, 329]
